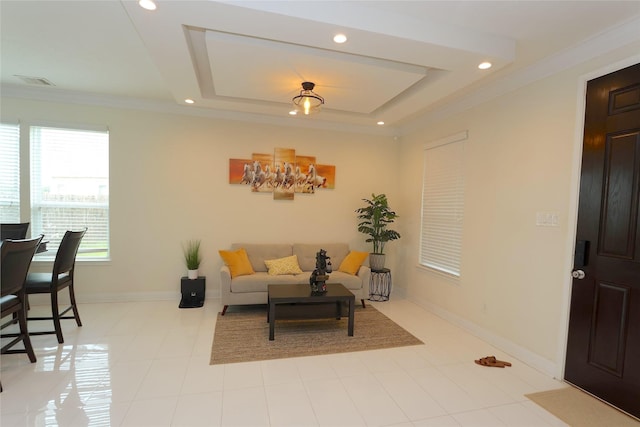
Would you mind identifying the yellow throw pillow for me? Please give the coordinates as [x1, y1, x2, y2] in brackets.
[219, 248, 255, 278]
[264, 255, 303, 276]
[338, 251, 369, 275]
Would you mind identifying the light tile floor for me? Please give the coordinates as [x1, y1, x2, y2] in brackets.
[1, 297, 569, 426]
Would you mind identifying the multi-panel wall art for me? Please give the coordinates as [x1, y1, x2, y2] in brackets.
[228, 147, 335, 200]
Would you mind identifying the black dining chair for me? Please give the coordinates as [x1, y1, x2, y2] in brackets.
[25, 228, 86, 344]
[1, 222, 30, 240]
[1, 235, 44, 392]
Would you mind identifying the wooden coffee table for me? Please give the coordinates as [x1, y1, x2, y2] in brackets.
[267, 283, 355, 341]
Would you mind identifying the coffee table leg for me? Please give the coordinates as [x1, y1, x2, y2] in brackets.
[348, 298, 354, 336]
[335, 301, 341, 319]
[269, 302, 276, 341]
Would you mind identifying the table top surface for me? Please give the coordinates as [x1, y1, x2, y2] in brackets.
[268, 283, 354, 300]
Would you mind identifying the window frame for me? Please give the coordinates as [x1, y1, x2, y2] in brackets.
[3, 121, 111, 262]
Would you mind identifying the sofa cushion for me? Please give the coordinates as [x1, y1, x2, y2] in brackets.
[264, 255, 304, 275]
[338, 251, 369, 275]
[229, 271, 361, 293]
[231, 243, 292, 272]
[218, 248, 255, 278]
[293, 243, 350, 272]
[230, 272, 307, 293]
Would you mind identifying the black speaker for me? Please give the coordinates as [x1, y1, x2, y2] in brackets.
[179, 276, 205, 308]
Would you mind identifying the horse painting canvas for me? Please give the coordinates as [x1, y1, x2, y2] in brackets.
[228, 148, 335, 200]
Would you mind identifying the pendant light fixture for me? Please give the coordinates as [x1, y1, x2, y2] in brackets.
[292, 82, 324, 115]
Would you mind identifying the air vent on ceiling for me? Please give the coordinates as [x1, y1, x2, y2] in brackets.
[14, 75, 55, 86]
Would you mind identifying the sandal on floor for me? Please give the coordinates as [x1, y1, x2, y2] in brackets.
[474, 356, 511, 367]
[490, 356, 512, 367]
[475, 356, 504, 367]
[497, 359, 512, 367]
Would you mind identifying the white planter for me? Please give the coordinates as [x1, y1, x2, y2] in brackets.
[369, 253, 386, 270]
[187, 269, 199, 280]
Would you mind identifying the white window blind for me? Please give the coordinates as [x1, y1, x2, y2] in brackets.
[0, 123, 21, 222]
[420, 132, 466, 276]
[30, 126, 109, 259]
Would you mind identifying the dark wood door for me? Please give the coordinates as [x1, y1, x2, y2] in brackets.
[565, 63, 640, 419]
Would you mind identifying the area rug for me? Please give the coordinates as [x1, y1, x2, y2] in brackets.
[526, 386, 640, 426]
[210, 304, 423, 364]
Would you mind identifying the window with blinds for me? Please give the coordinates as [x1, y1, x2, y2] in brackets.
[0, 123, 21, 222]
[30, 126, 109, 259]
[420, 131, 467, 277]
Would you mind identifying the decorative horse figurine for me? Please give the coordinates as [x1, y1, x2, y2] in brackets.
[309, 248, 332, 294]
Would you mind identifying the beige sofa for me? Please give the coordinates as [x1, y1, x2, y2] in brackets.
[220, 243, 370, 314]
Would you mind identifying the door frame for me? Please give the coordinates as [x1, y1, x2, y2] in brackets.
[556, 54, 640, 380]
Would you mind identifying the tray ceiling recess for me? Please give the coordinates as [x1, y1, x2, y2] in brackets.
[189, 28, 429, 115]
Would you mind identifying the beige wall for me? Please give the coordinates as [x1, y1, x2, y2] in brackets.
[2, 98, 399, 301]
[396, 45, 640, 376]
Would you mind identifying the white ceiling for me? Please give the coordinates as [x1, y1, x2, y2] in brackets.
[1, 1, 639, 135]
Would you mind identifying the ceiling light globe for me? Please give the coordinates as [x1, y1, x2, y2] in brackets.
[292, 82, 324, 116]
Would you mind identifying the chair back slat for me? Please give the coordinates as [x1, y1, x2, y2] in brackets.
[0, 223, 30, 240]
[53, 229, 87, 277]
[1, 236, 43, 297]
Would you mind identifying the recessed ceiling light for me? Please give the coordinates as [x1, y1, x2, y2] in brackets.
[289, 110, 297, 116]
[478, 62, 492, 70]
[333, 34, 347, 44]
[138, 0, 157, 11]
[377, 121, 385, 126]
[184, 99, 195, 104]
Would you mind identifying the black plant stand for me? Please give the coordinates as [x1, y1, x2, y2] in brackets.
[179, 276, 205, 308]
[369, 269, 391, 301]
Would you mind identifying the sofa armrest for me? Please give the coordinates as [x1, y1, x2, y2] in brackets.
[220, 265, 232, 303]
[357, 265, 371, 290]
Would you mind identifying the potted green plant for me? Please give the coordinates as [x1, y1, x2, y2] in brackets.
[182, 239, 202, 279]
[355, 193, 401, 270]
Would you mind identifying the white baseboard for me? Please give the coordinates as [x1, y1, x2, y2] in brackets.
[79, 292, 179, 303]
[395, 287, 559, 378]
[28, 292, 218, 305]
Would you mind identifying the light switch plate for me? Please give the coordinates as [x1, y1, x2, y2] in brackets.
[536, 211, 559, 226]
